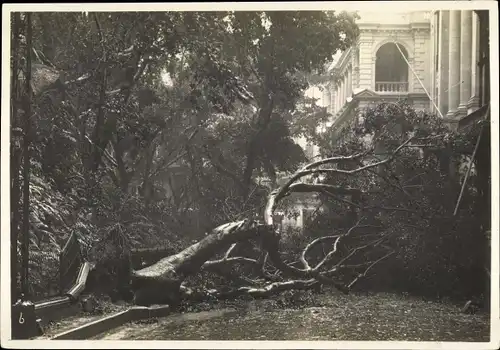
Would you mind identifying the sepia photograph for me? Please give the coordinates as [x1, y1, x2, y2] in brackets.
[1, 1, 498, 349]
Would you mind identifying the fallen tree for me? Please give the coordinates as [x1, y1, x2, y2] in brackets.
[129, 137, 419, 306]
[129, 95, 492, 307]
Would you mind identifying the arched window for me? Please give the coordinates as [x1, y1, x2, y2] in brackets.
[375, 43, 409, 92]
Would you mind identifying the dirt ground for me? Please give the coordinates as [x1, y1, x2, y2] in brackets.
[86, 292, 489, 341]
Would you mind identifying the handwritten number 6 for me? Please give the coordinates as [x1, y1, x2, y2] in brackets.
[18, 312, 25, 324]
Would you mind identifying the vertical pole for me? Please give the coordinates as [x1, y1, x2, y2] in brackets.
[21, 12, 33, 297]
[59, 249, 64, 294]
[10, 12, 21, 302]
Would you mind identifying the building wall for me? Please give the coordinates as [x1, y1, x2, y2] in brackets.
[323, 10, 432, 127]
[431, 10, 489, 126]
[292, 10, 490, 231]
[321, 9, 489, 138]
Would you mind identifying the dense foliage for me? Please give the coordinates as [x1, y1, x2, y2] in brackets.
[307, 101, 490, 301]
[10, 11, 358, 299]
[11, 11, 489, 305]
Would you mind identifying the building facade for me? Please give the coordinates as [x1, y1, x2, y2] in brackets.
[320, 9, 490, 137]
[430, 10, 490, 129]
[285, 9, 491, 231]
[319, 11, 432, 140]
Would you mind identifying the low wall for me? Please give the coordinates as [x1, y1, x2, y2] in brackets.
[51, 305, 171, 340]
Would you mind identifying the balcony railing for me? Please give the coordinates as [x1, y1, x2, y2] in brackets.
[375, 81, 409, 92]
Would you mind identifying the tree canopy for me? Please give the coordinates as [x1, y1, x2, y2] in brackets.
[11, 10, 359, 299]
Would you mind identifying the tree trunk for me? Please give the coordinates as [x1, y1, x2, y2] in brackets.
[130, 220, 267, 306]
[127, 144, 405, 306]
[242, 96, 274, 198]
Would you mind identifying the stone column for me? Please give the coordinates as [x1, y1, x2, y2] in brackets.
[342, 72, 347, 106]
[468, 11, 481, 113]
[329, 86, 334, 114]
[438, 11, 450, 117]
[327, 87, 333, 112]
[430, 11, 437, 113]
[347, 67, 352, 98]
[342, 73, 347, 104]
[358, 38, 373, 89]
[336, 83, 340, 114]
[332, 86, 335, 109]
[458, 10, 473, 117]
[446, 10, 461, 118]
[344, 71, 348, 99]
[340, 78, 344, 107]
[339, 79, 344, 110]
[352, 46, 359, 89]
[322, 85, 329, 109]
[333, 84, 336, 114]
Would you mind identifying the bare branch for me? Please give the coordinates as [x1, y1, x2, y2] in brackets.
[265, 136, 415, 225]
[288, 183, 363, 196]
[347, 250, 395, 289]
[300, 235, 340, 270]
[328, 234, 391, 274]
[224, 243, 237, 259]
[202, 256, 258, 269]
[313, 218, 367, 271]
[260, 252, 280, 280]
[303, 150, 372, 170]
[209, 279, 318, 299]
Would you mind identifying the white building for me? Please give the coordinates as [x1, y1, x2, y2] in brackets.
[289, 9, 491, 231]
[320, 10, 432, 143]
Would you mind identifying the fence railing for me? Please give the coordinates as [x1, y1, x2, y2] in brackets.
[375, 81, 408, 93]
[14, 232, 91, 339]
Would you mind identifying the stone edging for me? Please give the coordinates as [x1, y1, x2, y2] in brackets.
[51, 305, 171, 340]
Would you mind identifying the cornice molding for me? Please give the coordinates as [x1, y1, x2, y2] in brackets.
[363, 28, 413, 34]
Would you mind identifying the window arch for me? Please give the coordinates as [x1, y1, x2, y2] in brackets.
[375, 43, 409, 92]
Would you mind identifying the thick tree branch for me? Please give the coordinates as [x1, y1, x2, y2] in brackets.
[288, 183, 363, 196]
[208, 279, 319, 299]
[265, 137, 414, 225]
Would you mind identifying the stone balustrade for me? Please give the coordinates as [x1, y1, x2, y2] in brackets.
[375, 81, 409, 92]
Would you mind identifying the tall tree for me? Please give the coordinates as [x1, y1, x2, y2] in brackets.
[12, 10, 359, 299]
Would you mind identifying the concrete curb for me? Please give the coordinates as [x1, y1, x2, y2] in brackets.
[51, 305, 171, 340]
[36, 301, 81, 329]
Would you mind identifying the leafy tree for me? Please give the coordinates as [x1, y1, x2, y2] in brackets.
[10, 10, 359, 299]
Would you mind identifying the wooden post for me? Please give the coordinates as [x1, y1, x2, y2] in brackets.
[21, 12, 33, 297]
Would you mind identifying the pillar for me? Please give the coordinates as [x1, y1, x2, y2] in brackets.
[351, 46, 359, 90]
[347, 67, 352, 98]
[343, 71, 347, 100]
[446, 10, 461, 118]
[458, 10, 473, 117]
[336, 83, 340, 114]
[329, 86, 334, 114]
[341, 73, 346, 105]
[430, 11, 437, 114]
[468, 11, 481, 113]
[438, 11, 450, 117]
[322, 85, 329, 108]
[340, 79, 344, 110]
[330, 83, 335, 112]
